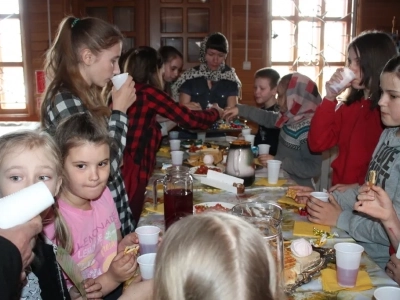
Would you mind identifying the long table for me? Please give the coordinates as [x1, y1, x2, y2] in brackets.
[139, 156, 397, 299]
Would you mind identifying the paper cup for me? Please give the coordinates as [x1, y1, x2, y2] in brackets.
[197, 132, 206, 142]
[242, 128, 251, 136]
[169, 139, 181, 151]
[171, 150, 184, 165]
[267, 160, 282, 184]
[374, 286, 400, 300]
[334, 243, 364, 287]
[111, 73, 129, 90]
[310, 192, 329, 203]
[169, 131, 179, 140]
[258, 144, 270, 155]
[135, 225, 160, 255]
[329, 67, 356, 93]
[137, 253, 157, 280]
[244, 134, 255, 147]
[0, 182, 54, 229]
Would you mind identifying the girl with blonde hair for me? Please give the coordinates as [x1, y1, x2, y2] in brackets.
[40, 16, 136, 235]
[153, 213, 280, 300]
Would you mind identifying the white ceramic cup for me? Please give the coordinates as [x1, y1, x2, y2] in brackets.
[169, 131, 179, 140]
[171, 150, 184, 165]
[244, 134, 255, 147]
[258, 144, 270, 155]
[242, 128, 251, 136]
[169, 139, 181, 151]
[135, 225, 160, 255]
[197, 132, 206, 142]
[374, 286, 400, 300]
[310, 192, 329, 203]
[329, 67, 356, 93]
[267, 160, 282, 184]
[334, 243, 364, 288]
[111, 73, 129, 90]
[137, 253, 157, 280]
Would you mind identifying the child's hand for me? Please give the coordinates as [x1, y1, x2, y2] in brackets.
[69, 278, 102, 300]
[290, 185, 314, 204]
[111, 76, 136, 113]
[355, 184, 395, 222]
[258, 154, 274, 166]
[386, 254, 400, 285]
[222, 107, 239, 122]
[108, 251, 137, 283]
[118, 232, 139, 253]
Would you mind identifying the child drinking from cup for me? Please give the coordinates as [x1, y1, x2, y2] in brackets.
[223, 72, 322, 188]
[306, 55, 400, 269]
[308, 31, 398, 191]
[40, 16, 136, 235]
[44, 113, 150, 299]
[0, 130, 102, 299]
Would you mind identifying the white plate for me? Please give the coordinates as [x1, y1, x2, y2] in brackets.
[185, 149, 201, 156]
[193, 202, 235, 214]
[189, 166, 223, 181]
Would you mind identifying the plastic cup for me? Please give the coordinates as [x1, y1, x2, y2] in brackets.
[169, 131, 179, 140]
[329, 67, 356, 93]
[258, 144, 270, 155]
[197, 132, 206, 143]
[244, 134, 255, 147]
[135, 225, 160, 255]
[310, 192, 329, 203]
[171, 150, 184, 165]
[267, 160, 282, 184]
[334, 243, 364, 287]
[137, 253, 157, 280]
[169, 139, 181, 151]
[242, 128, 251, 136]
[374, 286, 400, 300]
[111, 73, 129, 90]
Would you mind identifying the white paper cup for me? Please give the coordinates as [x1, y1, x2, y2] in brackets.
[242, 128, 251, 136]
[374, 286, 400, 300]
[169, 131, 179, 140]
[244, 134, 255, 147]
[111, 73, 129, 90]
[169, 139, 181, 151]
[258, 144, 270, 155]
[267, 160, 282, 184]
[310, 192, 329, 203]
[137, 253, 157, 280]
[197, 131, 206, 142]
[171, 150, 184, 165]
[334, 243, 364, 287]
[329, 67, 356, 93]
[135, 225, 160, 255]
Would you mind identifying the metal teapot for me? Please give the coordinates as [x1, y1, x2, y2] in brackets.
[225, 140, 255, 186]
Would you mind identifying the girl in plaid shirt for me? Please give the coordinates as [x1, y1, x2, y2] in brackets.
[117, 46, 223, 225]
[40, 16, 136, 236]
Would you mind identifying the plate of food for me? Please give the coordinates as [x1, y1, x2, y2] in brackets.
[193, 202, 235, 214]
[189, 165, 223, 180]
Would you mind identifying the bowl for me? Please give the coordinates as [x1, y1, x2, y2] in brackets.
[189, 166, 223, 181]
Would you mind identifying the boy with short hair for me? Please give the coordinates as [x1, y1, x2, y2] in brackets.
[253, 68, 281, 155]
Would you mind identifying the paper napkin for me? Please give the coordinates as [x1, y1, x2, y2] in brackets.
[254, 178, 287, 187]
[321, 268, 373, 292]
[277, 196, 306, 208]
[144, 203, 164, 214]
[293, 221, 331, 237]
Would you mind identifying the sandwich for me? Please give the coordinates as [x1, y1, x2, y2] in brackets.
[368, 170, 377, 187]
[285, 188, 297, 200]
[123, 245, 140, 290]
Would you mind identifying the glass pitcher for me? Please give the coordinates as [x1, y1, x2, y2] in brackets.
[231, 202, 283, 286]
[153, 166, 193, 230]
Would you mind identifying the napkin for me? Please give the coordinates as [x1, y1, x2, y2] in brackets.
[254, 178, 287, 187]
[144, 203, 164, 214]
[277, 196, 306, 208]
[293, 221, 331, 237]
[156, 146, 171, 158]
[321, 268, 373, 292]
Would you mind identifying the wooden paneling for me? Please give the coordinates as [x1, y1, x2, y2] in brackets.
[357, 0, 400, 34]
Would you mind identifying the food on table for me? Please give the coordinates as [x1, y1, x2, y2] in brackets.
[203, 154, 214, 165]
[194, 203, 230, 213]
[194, 165, 222, 175]
[188, 144, 202, 153]
[210, 119, 245, 130]
[290, 238, 312, 257]
[368, 170, 377, 187]
[284, 249, 297, 285]
[285, 188, 297, 200]
[123, 245, 140, 290]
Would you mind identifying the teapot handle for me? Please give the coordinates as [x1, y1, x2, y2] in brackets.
[153, 178, 163, 209]
[233, 149, 240, 176]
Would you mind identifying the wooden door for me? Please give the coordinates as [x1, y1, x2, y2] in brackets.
[149, 0, 223, 69]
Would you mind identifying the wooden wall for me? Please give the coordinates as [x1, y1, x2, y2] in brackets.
[23, 0, 400, 121]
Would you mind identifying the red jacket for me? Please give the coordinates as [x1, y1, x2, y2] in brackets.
[308, 97, 383, 186]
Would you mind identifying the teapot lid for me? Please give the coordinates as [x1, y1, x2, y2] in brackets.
[229, 140, 251, 149]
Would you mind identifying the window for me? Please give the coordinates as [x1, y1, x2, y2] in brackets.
[269, 0, 354, 95]
[0, 0, 27, 113]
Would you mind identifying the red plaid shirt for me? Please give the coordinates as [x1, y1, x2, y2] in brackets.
[122, 83, 219, 202]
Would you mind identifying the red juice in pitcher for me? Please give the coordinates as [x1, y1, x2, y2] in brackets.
[164, 188, 193, 230]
